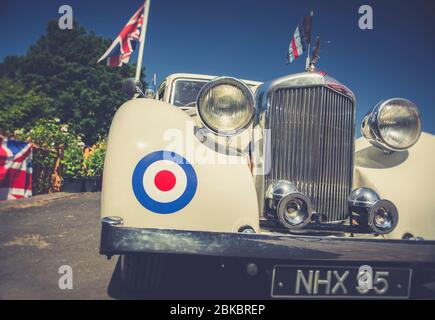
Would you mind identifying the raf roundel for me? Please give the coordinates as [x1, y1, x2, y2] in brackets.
[132, 151, 198, 214]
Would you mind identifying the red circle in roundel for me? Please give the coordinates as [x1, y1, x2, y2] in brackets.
[154, 170, 177, 192]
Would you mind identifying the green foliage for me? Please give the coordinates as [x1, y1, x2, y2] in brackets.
[62, 138, 85, 178]
[0, 20, 146, 144]
[84, 140, 107, 177]
[0, 79, 53, 135]
[27, 119, 85, 178]
[27, 147, 55, 195]
[22, 118, 68, 149]
[16, 119, 86, 192]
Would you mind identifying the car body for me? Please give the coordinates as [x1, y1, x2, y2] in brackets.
[100, 71, 435, 298]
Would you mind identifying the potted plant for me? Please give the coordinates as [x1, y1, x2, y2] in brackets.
[83, 140, 106, 192]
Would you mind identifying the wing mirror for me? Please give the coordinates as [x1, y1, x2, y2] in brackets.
[122, 78, 144, 99]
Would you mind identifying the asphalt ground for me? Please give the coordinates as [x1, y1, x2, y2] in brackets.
[0, 192, 116, 299]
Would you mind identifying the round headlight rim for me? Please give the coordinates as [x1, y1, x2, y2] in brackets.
[196, 76, 255, 137]
[363, 98, 422, 152]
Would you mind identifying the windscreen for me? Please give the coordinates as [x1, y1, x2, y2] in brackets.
[172, 79, 208, 107]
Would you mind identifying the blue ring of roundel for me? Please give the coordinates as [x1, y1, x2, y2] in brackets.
[132, 151, 198, 214]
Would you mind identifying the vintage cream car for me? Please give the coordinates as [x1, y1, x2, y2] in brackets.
[100, 71, 435, 298]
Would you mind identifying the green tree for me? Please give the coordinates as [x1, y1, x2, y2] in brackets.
[0, 79, 53, 135]
[0, 20, 146, 144]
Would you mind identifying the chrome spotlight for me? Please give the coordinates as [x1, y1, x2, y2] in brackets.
[348, 188, 399, 234]
[361, 98, 422, 152]
[369, 199, 399, 234]
[265, 181, 313, 230]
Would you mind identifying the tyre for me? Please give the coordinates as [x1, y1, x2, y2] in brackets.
[120, 253, 165, 292]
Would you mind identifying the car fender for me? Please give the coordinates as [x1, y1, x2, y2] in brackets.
[354, 132, 435, 240]
[101, 98, 259, 233]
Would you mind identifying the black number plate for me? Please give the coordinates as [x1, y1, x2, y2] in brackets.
[271, 265, 412, 299]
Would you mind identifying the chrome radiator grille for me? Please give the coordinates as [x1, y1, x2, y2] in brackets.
[265, 86, 355, 222]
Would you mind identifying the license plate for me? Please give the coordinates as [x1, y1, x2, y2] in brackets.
[271, 265, 412, 299]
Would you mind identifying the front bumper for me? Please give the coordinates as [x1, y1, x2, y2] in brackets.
[100, 221, 435, 262]
[100, 220, 435, 298]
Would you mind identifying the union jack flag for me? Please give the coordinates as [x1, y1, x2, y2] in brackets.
[98, 4, 145, 67]
[0, 136, 33, 200]
[288, 11, 313, 63]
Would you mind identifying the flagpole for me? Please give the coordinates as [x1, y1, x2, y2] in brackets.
[305, 10, 314, 71]
[135, 0, 151, 82]
[305, 43, 311, 71]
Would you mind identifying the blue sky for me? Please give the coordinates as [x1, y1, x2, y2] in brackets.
[1, 0, 434, 136]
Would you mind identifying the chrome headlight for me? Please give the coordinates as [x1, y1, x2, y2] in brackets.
[361, 98, 422, 152]
[196, 77, 255, 136]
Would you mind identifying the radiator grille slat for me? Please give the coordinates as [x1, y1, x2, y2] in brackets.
[266, 86, 355, 222]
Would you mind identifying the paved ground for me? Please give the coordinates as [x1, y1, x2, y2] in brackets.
[0, 192, 117, 299]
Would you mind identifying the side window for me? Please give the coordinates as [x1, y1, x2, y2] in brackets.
[157, 82, 166, 101]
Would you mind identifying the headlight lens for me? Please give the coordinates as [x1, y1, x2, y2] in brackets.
[362, 98, 422, 152]
[280, 197, 310, 227]
[265, 180, 313, 230]
[369, 199, 399, 234]
[196, 77, 255, 135]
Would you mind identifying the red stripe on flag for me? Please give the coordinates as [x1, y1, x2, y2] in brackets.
[291, 37, 299, 58]
[119, 23, 137, 54]
[0, 166, 6, 181]
[0, 168, 29, 189]
[0, 145, 8, 168]
[108, 56, 120, 67]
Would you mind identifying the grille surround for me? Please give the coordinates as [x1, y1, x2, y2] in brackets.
[263, 85, 355, 222]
